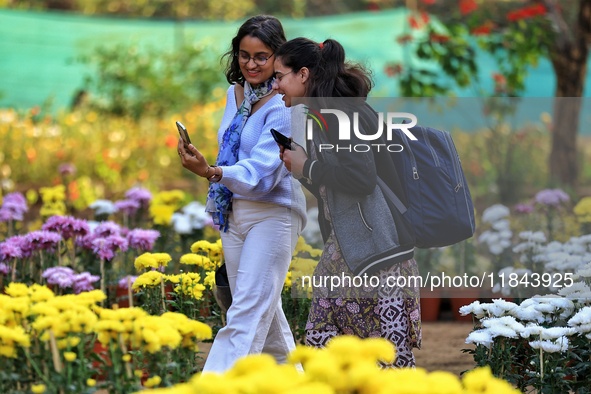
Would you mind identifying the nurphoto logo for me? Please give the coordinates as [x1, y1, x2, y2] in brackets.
[305, 108, 418, 152]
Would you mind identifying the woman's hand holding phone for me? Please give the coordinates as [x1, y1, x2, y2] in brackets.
[176, 122, 211, 178]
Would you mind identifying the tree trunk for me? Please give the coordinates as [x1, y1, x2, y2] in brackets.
[548, 0, 591, 187]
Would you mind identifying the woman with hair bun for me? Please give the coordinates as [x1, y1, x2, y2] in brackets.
[273, 37, 421, 367]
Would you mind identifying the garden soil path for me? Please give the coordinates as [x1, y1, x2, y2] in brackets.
[197, 321, 476, 376]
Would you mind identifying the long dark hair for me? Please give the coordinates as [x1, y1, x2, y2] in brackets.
[222, 15, 286, 85]
[275, 37, 373, 98]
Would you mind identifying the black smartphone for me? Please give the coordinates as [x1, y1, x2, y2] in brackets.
[270, 128, 292, 150]
[176, 121, 192, 146]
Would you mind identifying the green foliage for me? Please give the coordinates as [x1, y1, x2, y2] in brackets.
[396, 5, 554, 98]
[2, 0, 257, 20]
[0, 0, 376, 18]
[77, 41, 224, 119]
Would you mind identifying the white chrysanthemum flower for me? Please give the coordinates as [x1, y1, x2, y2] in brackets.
[520, 296, 576, 321]
[482, 316, 525, 338]
[558, 282, 591, 305]
[567, 306, 591, 333]
[576, 234, 591, 244]
[493, 267, 532, 297]
[484, 298, 518, 317]
[562, 242, 586, 255]
[459, 300, 485, 318]
[529, 337, 569, 353]
[89, 199, 118, 215]
[492, 219, 511, 232]
[573, 262, 591, 280]
[543, 242, 566, 254]
[466, 329, 494, 348]
[181, 201, 210, 230]
[546, 255, 586, 272]
[520, 323, 544, 339]
[518, 231, 547, 244]
[512, 304, 546, 324]
[540, 326, 576, 340]
[482, 204, 510, 224]
[171, 213, 192, 235]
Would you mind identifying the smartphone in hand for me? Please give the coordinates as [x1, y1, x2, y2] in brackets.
[270, 128, 292, 150]
[176, 121, 192, 146]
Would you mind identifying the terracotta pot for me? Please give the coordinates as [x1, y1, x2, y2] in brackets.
[449, 288, 481, 322]
[420, 288, 442, 322]
[91, 341, 111, 381]
[115, 286, 133, 308]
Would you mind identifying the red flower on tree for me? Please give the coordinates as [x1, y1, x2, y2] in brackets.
[396, 34, 414, 44]
[429, 33, 450, 43]
[492, 72, 507, 93]
[408, 11, 430, 29]
[384, 64, 403, 77]
[507, 4, 547, 22]
[459, 0, 477, 15]
[471, 22, 494, 36]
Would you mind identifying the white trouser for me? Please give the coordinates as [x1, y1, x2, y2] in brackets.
[202, 199, 302, 373]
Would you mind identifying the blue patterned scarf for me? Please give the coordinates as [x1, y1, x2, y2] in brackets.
[206, 79, 275, 231]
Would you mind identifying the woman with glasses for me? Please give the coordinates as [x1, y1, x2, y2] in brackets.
[272, 37, 421, 367]
[177, 15, 306, 373]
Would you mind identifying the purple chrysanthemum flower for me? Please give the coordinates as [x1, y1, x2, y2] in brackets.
[58, 163, 76, 176]
[0, 262, 10, 275]
[75, 233, 96, 251]
[114, 199, 141, 216]
[24, 230, 62, 253]
[127, 229, 160, 251]
[125, 187, 152, 208]
[514, 203, 535, 214]
[91, 235, 128, 261]
[3, 235, 30, 259]
[0, 240, 23, 262]
[0, 192, 28, 222]
[42, 266, 75, 288]
[118, 275, 138, 289]
[535, 189, 570, 207]
[42, 216, 90, 240]
[72, 272, 100, 293]
[93, 221, 122, 238]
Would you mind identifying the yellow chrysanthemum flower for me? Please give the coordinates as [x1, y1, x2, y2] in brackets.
[164, 274, 181, 284]
[190, 240, 213, 254]
[426, 371, 463, 393]
[152, 252, 172, 268]
[208, 242, 223, 263]
[132, 271, 164, 289]
[144, 375, 162, 388]
[31, 384, 46, 393]
[86, 379, 97, 387]
[64, 351, 76, 362]
[28, 284, 55, 303]
[4, 283, 29, 298]
[204, 270, 216, 289]
[0, 344, 17, 358]
[180, 253, 212, 268]
[574, 196, 591, 223]
[150, 204, 175, 226]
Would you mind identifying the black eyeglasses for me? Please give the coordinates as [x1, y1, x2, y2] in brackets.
[237, 51, 274, 66]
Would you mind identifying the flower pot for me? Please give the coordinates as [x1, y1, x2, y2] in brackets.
[91, 340, 111, 381]
[420, 288, 442, 322]
[115, 286, 133, 308]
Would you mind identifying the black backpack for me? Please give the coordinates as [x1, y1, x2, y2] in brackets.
[383, 124, 476, 248]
